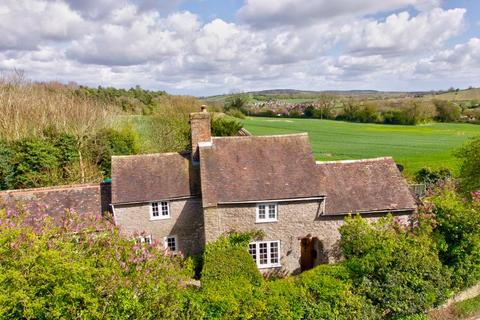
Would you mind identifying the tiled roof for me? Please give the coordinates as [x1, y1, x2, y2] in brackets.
[0, 183, 108, 217]
[111, 152, 200, 204]
[199, 133, 324, 207]
[316, 157, 417, 215]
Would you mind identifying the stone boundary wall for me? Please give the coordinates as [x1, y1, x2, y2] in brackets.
[0, 182, 111, 218]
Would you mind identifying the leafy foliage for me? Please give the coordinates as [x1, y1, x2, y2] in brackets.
[456, 136, 480, 193]
[191, 232, 265, 320]
[211, 116, 243, 137]
[339, 215, 451, 318]
[422, 184, 480, 289]
[88, 126, 140, 176]
[298, 264, 379, 319]
[414, 167, 452, 185]
[0, 208, 191, 319]
[433, 99, 462, 122]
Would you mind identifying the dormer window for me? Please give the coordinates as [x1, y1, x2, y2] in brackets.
[150, 201, 170, 220]
[256, 203, 278, 223]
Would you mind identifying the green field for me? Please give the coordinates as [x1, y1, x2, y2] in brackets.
[242, 117, 480, 177]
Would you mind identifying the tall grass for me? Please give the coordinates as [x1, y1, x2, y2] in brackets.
[0, 72, 112, 142]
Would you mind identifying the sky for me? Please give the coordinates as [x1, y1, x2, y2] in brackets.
[0, 0, 479, 96]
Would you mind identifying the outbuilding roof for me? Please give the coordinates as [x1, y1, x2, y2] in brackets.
[316, 157, 417, 215]
[199, 133, 324, 207]
[111, 152, 200, 204]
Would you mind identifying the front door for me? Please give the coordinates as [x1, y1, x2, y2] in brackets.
[300, 236, 318, 271]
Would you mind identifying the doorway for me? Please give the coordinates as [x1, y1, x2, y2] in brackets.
[300, 236, 320, 271]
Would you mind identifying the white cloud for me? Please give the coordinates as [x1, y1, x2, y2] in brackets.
[0, 0, 85, 50]
[415, 37, 480, 74]
[0, 0, 476, 95]
[345, 8, 465, 56]
[66, 12, 189, 66]
[238, 0, 442, 29]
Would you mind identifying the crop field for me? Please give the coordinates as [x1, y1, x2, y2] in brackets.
[242, 117, 480, 177]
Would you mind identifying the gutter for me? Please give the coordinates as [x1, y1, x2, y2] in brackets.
[323, 207, 416, 216]
[112, 194, 201, 206]
[218, 196, 326, 205]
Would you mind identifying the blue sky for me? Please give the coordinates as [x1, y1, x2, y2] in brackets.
[0, 0, 479, 95]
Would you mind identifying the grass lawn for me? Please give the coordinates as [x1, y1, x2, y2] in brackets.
[242, 117, 480, 177]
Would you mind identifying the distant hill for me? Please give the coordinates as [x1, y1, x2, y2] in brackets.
[423, 88, 480, 101]
[202, 87, 479, 104]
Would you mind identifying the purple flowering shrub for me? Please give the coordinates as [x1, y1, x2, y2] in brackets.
[0, 205, 193, 319]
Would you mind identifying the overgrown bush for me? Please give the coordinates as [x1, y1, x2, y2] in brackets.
[191, 232, 265, 319]
[88, 126, 140, 176]
[298, 264, 379, 319]
[0, 208, 192, 319]
[261, 278, 306, 319]
[211, 116, 243, 137]
[414, 167, 452, 185]
[422, 184, 480, 289]
[456, 136, 480, 193]
[225, 108, 246, 119]
[9, 138, 62, 188]
[340, 215, 451, 318]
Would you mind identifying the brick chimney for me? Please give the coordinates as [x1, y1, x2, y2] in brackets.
[190, 105, 211, 163]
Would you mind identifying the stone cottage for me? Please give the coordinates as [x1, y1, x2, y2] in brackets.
[110, 108, 417, 274]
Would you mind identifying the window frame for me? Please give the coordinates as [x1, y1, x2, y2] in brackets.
[137, 234, 152, 245]
[248, 240, 281, 269]
[255, 203, 278, 223]
[150, 201, 171, 220]
[164, 235, 178, 252]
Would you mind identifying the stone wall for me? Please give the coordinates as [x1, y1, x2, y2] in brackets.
[113, 197, 205, 256]
[205, 200, 411, 274]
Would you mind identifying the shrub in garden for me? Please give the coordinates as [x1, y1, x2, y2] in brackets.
[423, 184, 480, 289]
[194, 232, 265, 319]
[339, 215, 451, 318]
[0, 207, 191, 319]
[261, 277, 307, 320]
[297, 264, 379, 320]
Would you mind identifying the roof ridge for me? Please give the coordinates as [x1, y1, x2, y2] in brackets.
[0, 183, 99, 195]
[212, 132, 308, 140]
[316, 157, 393, 165]
[112, 151, 190, 159]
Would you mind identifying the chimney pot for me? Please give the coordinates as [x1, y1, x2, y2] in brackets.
[201, 105, 208, 112]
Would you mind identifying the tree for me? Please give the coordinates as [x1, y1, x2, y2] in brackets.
[433, 100, 461, 122]
[224, 94, 248, 112]
[456, 136, 480, 193]
[304, 105, 315, 118]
